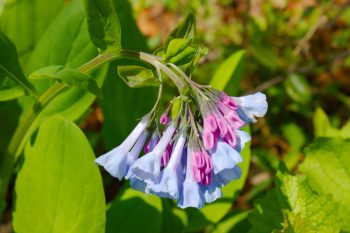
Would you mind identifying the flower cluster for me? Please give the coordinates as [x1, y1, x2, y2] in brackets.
[95, 54, 267, 208]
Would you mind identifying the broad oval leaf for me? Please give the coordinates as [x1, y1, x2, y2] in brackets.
[106, 186, 162, 233]
[0, 30, 36, 100]
[83, 0, 121, 52]
[30, 66, 101, 97]
[13, 116, 105, 233]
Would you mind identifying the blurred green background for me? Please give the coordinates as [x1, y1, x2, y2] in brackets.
[0, 0, 350, 232]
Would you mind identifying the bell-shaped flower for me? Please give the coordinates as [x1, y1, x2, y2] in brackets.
[232, 92, 268, 123]
[178, 148, 205, 209]
[148, 132, 187, 200]
[95, 116, 149, 180]
[129, 122, 176, 183]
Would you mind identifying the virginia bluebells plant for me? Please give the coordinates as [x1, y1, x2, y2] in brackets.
[95, 52, 268, 208]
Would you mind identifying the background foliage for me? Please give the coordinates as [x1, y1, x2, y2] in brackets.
[0, 0, 350, 232]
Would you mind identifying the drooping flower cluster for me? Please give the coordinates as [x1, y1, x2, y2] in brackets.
[96, 65, 267, 208]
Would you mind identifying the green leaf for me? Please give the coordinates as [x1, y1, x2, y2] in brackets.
[24, 0, 106, 123]
[248, 167, 342, 233]
[300, 138, 350, 231]
[99, 0, 156, 150]
[118, 65, 160, 88]
[164, 12, 196, 46]
[0, 30, 36, 100]
[106, 186, 162, 233]
[210, 50, 245, 95]
[83, 0, 121, 52]
[30, 66, 101, 97]
[13, 116, 105, 233]
[0, 0, 64, 65]
[168, 46, 197, 66]
[313, 107, 346, 138]
[165, 38, 192, 59]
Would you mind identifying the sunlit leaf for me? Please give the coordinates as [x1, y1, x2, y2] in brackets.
[300, 138, 350, 231]
[0, 0, 64, 65]
[248, 166, 342, 233]
[13, 116, 105, 233]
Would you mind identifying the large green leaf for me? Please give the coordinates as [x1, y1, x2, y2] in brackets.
[0, 0, 64, 66]
[13, 116, 105, 233]
[106, 186, 162, 233]
[0, 30, 36, 100]
[83, 0, 121, 52]
[248, 167, 342, 233]
[209, 50, 245, 95]
[23, 0, 106, 123]
[300, 138, 350, 231]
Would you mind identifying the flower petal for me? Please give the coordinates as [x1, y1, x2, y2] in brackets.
[95, 147, 127, 180]
[211, 140, 243, 174]
[217, 166, 242, 186]
[232, 92, 268, 123]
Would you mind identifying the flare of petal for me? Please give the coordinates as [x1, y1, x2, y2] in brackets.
[178, 179, 204, 208]
[95, 147, 128, 180]
[201, 178, 222, 203]
[217, 166, 242, 186]
[236, 130, 251, 152]
[148, 166, 182, 200]
[232, 92, 268, 123]
[130, 177, 151, 194]
[211, 140, 243, 174]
